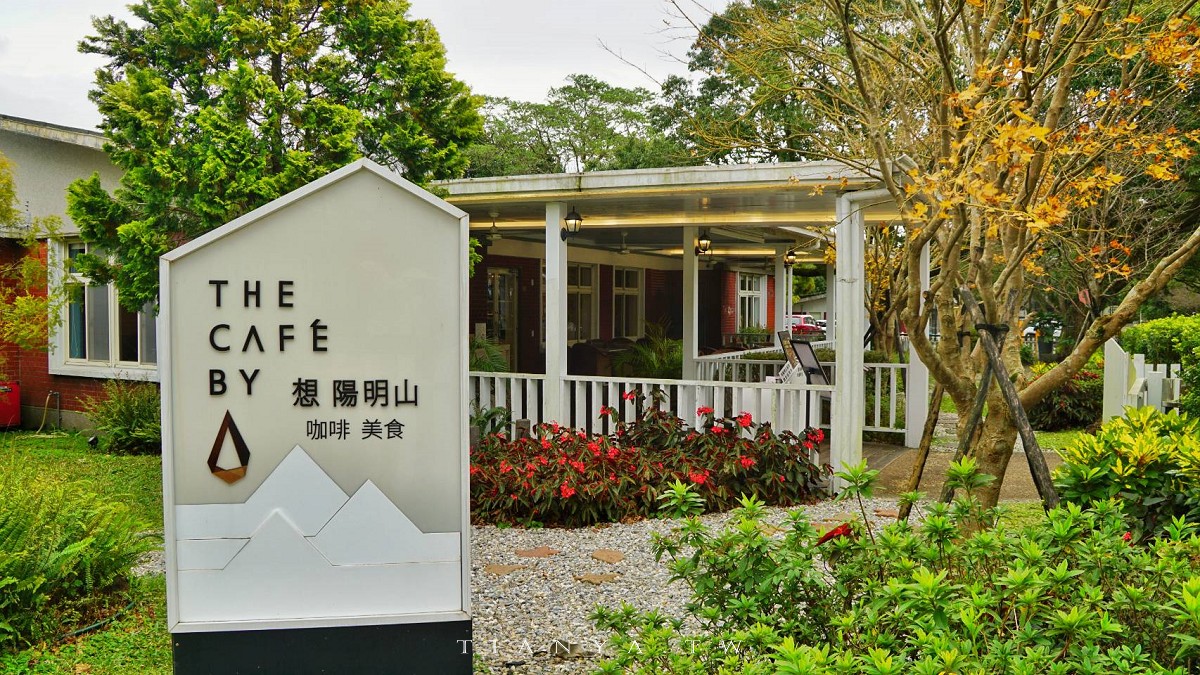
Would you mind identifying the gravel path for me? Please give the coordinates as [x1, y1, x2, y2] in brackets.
[136, 496, 901, 674]
[470, 497, 900, 673]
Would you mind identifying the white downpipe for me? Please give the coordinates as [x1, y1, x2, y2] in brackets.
[544, 202, 567, 423]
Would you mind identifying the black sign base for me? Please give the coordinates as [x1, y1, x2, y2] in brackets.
[172, 620, 471, 674]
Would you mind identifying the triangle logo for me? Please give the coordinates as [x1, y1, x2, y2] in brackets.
[208, 411, 251, 484]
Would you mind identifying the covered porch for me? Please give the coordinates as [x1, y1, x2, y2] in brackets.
[438, 162, 930, 474]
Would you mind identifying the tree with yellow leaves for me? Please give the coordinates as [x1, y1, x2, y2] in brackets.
[676, 0, 1200, 506]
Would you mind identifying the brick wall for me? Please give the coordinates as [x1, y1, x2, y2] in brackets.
[1, 239, 117, 422]
[644, 269, 682, 338]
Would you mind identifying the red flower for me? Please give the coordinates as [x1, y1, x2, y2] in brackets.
[686, 432, 697, 441]
[537, 455, 549, 465]
[560, 483, 576, 499]
[551, 422, 561, 433]
[599, 405, 613, 415]
[511, 494, 518, 500]
[499, 460, 513, 474]
[688, 470, 710, 485]
[607, 448, 620, 460]
[622, 391, 636, 401]
[541, 439, 552, 451]
[469, 465, 481, 475]
[817, 523, 853, 545]
[711, 425, 726, 435]
[813, 428, 825, 442]
[608, 472, 617, 482]
[802, 440, 814, 451]
[570, 460, 586, 473]
[1123, 531, 1133, 543]
[737, 412, 753, 428]
[777, 474, 786, 483]
[738, 455, 756, 469]
[557, 455, 567, 465]
[697, 406, 714, 416]
[588, 441, 601, 454]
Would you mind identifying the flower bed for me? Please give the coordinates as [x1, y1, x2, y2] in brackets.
[470, 397, 826, 527]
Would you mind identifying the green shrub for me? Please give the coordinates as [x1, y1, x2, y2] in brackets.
[82, 380, 162, 455]
[1026, 352, 1103, 431]
[468, 336, 509, 372]
[470, 401, 826, 527]
[1120, 314, 1200, 418]
[593, 461, 1200, 673]
[1055, 406, 1200, 539]
[613, 323, 682, 379]
[0, 456, 155, 652]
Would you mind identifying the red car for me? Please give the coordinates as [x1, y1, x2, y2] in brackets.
[790, 314, 824, 335]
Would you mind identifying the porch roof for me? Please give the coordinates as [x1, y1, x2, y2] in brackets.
[437, 161, 899, 263]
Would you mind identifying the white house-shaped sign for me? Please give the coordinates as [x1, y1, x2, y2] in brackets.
[160, 159, 470, 633]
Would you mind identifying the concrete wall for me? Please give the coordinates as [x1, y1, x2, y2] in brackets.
[0, 125, 120, 236]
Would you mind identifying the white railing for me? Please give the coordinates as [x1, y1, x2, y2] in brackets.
[697, 355, 788, 382]
[864, 363, 906, 433]
[469, 372, 832, 437]
[1103, 340, 1182, 421]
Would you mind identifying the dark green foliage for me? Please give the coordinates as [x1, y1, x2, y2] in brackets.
[1120, 314, 1200, 417]
[1055, 407, 1200, 540]
[469, 402, 826, 527]
[69, 0, 482, 310]
[612, 323, 683, 379]
[465, 75, 696, 177]
[593, 461, 1200, 673]
[1027, 353, 1104, 431]
[0, 456, 155, 652]
[82, 380, 162, 455]
[468, 336, 509, 372]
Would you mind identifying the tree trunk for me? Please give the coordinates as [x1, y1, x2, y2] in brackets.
[969, 408, 1020, 508]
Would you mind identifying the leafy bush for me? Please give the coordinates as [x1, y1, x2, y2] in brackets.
[0, 456, 154, 652]
[593, 461, 1200, 674]
[82, 380, 161, 455]
[470, 401, 826, 527]
[468, 336, 509, 372]
[1055, 407, 1200, 540]
[1026, 352, 1103, 431]
[613, 323, 682, 379]
[1120, 314, 1200, 418]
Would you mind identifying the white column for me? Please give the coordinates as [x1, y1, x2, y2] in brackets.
[832, 194, 866, 485]
[773, 247, 788, 336]
[544, 202, 567, 422]
[825, 262, 836, 342]
[904, 243, 931, 447]
[682, 226, 699, 380]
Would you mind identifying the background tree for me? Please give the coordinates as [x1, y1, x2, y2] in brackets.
[0, 152, 65, 361]
[67, 0, 482, 310]
[465, 74, 695, 177]
[676, 0, 1200, 505]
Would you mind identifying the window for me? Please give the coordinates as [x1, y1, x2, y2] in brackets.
[50, 242, 158, 379]
[737, 272, 766, 330]
[613, 267, 642, 339]
[566, 263, 596, 343]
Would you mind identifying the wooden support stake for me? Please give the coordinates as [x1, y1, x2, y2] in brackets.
[898, 383, 944, 522]
[956, 286, 1059, 509]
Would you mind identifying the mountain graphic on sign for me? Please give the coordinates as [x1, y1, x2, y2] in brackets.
[174, 445, 462, 623]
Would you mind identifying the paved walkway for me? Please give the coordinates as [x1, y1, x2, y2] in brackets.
[860, 412, 1061, 501]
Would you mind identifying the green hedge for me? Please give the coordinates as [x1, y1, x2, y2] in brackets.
[1026, 353, 1104, 431]
[1120, 314, 1200, 418]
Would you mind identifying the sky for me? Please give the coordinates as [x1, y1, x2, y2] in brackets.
[0, 0, 728, 131]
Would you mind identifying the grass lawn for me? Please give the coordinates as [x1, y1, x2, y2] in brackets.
[1033, 428, 1088, 453]
[0, 431, 170, 675]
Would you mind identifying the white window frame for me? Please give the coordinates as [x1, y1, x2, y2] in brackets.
[612, 266, 643, 339]
[566, 262, 597, 345]
[48, 240, 159, 381]
[736, 271, 767, 330]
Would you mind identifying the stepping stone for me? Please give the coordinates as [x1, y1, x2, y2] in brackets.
[483, 564, 527, 576]
[515, 545, 560, 558]
[575, 573, 620, 585]
[591, 549, 624, 564]
[759, 524, 787, 536]
[874, 508, 899, 518]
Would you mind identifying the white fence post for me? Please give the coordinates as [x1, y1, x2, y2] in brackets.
[1103, 339, 1129, 421]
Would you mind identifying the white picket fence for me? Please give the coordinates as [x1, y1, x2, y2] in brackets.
[469, 372, 832, 437]
[1103, 339, 1183, 420]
